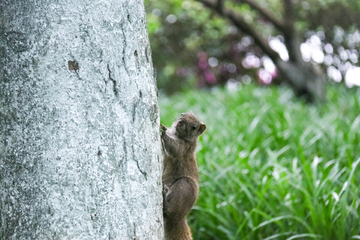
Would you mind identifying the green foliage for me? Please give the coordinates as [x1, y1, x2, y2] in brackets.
[159, 85, 360, 239]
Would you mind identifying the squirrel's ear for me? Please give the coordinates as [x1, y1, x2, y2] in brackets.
[177, 120, 184, 127]
[198, 123, 206, 135]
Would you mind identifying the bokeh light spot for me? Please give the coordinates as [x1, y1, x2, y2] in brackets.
[208, 57, 218, 67]
[345, 67, 360, 87]
[166, 14, 177, 23]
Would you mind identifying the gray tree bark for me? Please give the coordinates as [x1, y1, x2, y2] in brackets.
[0, 0, 163, 239]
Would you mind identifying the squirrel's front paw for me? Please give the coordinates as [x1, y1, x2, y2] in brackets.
[162, 185, 169, 197]
[160, 124, 167, 135]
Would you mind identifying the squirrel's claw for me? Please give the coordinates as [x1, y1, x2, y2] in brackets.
[160, 124, 167, 132]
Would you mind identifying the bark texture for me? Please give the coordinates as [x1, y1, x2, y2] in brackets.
[0, 0, 163, 239]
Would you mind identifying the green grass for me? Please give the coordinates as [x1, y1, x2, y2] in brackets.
[159, 84, 360, 240]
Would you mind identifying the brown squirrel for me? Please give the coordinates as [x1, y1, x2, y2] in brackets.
[160, 112, 206, 240]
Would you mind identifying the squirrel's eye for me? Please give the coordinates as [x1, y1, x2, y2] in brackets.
[192, 125, 197, 130]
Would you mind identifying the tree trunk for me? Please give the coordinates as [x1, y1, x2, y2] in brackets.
[0, 0, 164, 239]
[279, 24, 326, 102]
[276, 59, 326, 102]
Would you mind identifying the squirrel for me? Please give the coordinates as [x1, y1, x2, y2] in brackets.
[160, 112, 206, 240]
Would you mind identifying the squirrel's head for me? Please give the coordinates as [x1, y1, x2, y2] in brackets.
[174, 112, 206, 141]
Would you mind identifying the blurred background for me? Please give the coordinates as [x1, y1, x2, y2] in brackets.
[145, 0, 360, 239]
[145, 0, 360, 98]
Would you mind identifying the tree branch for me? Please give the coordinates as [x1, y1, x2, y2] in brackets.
[235, 0, 286, 33]
[197, 0, 280, 62]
